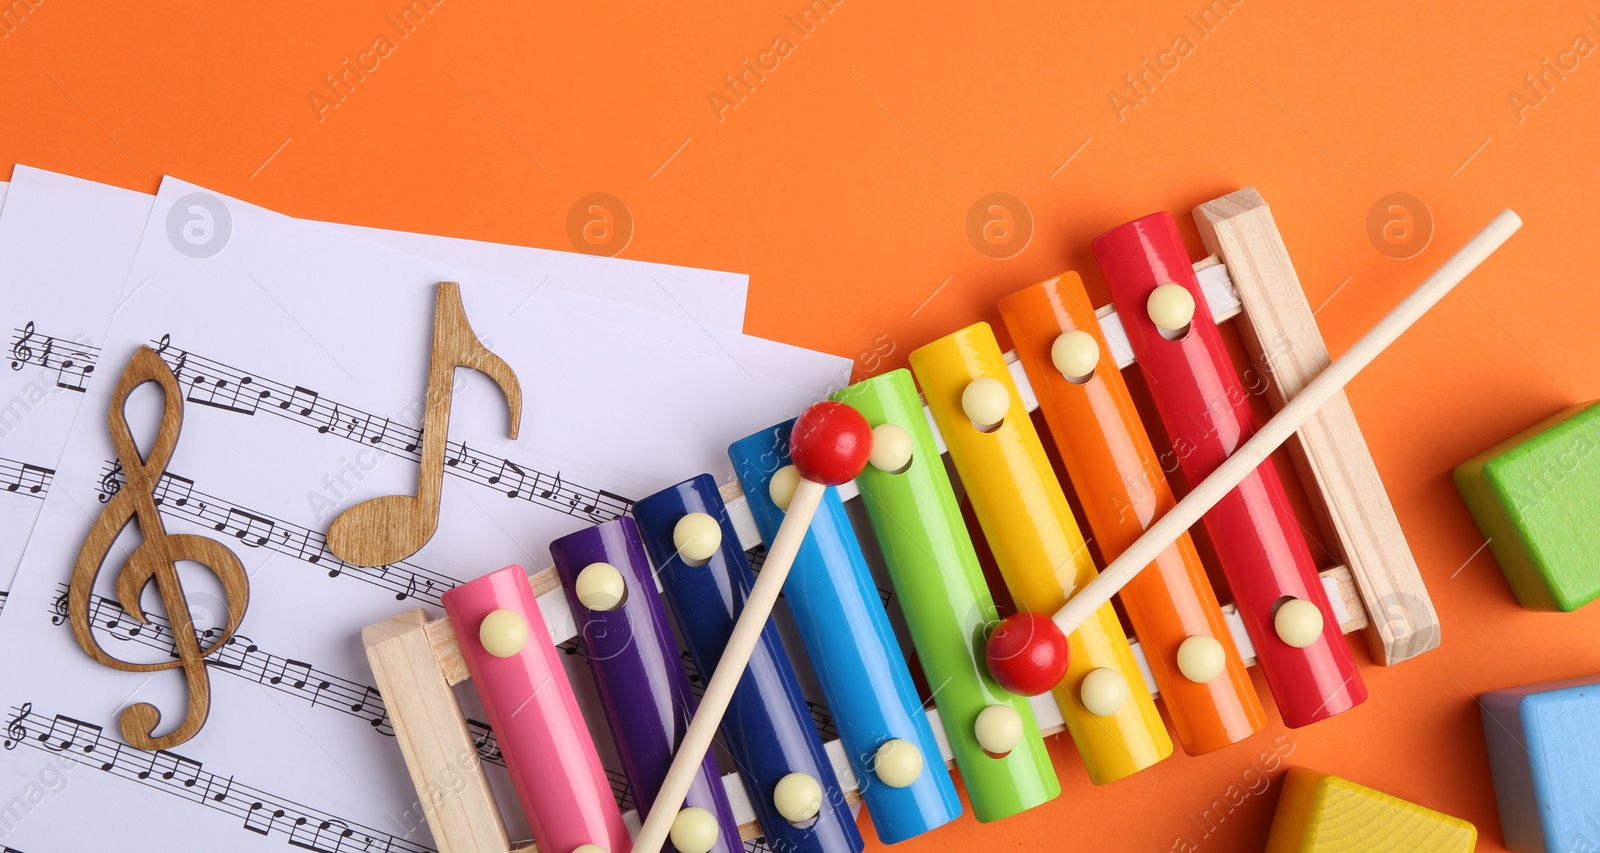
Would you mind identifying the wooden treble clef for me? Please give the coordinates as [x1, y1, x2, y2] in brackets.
[327, 282, 521, 566]
[69, 345, 249, 751]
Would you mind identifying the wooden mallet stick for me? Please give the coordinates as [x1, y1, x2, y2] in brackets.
[1047, 209, 1521, 641]
[632, 402, 873, 853]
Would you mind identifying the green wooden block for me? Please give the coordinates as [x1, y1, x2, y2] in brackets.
[1454, 401, 1600, 611]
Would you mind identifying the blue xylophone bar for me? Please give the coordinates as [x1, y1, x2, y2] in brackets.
[729, 421, 961, 844]
[632, 474, 864, 853]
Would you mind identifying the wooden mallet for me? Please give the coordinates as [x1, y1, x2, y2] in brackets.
[632, 401, 873, 853]
[988, 208, 1522, 680]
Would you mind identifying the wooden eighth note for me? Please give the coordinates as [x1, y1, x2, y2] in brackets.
[327, 282, 522, 566]
[70, 346, 250, 751]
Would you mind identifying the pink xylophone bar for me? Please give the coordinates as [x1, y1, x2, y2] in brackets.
[442, 565, 632, 853]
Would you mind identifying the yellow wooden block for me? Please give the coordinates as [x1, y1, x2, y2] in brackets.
[1266, 768, 1477, 852]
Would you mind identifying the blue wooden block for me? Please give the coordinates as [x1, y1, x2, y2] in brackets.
[1480, 674, 1600, 852]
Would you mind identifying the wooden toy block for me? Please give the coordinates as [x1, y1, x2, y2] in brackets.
[1265, 767, 1477, 852]
[1454, 401, 1600, 611]
[1480, 674, 1600, 853]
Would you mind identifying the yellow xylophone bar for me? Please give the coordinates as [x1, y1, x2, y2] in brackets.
[909, 322, 1173, 784]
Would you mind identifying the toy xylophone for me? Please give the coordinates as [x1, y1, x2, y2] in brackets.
[362, 189, 1514, 853]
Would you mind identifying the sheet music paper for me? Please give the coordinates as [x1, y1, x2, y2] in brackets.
[0, 168, 755, 601]
[0, 175, 848, 852]
[0, 168, 155, 598]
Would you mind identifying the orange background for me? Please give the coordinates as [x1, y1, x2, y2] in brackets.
[6, 0, 1600, 849]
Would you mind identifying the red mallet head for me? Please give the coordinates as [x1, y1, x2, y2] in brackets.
[789, 401, 873, 487]
[985, 612, 1070, 696]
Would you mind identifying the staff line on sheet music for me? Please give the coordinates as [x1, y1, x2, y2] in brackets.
[43, 584, 639, 810]
[88, 464, 843, 802]
[4, 702, 433, 853]
[97, 462, 459, 608]
[146, 335, 633, 523]
[93, 462, 838, 730]
[8, 322, 96, 393]
[9, 323, 634, 522]
[89, 472, 859, 745]
[11, 324, 895, 616]
[0, 457, 55, 500]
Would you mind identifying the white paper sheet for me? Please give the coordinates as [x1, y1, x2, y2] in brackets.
[0, 176, 847, 852]
[324, 221, 749, 343]
[0, 168, 155, 597]
[0, 168, 758, 601]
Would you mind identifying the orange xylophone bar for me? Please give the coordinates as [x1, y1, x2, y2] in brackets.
[999, 273, 1267, 754]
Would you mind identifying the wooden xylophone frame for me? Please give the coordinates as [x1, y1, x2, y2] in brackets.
[362, 187, 1439, 853]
